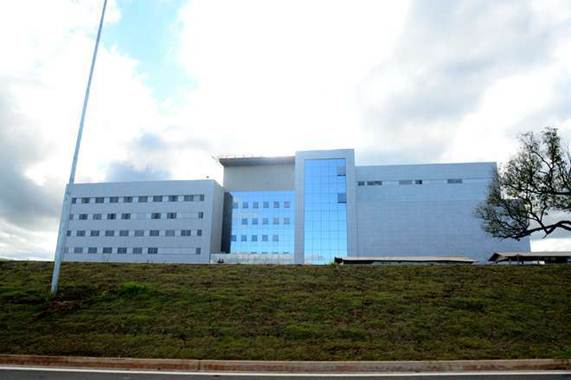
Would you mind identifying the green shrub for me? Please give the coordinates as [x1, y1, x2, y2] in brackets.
[118, 281, 151, 298]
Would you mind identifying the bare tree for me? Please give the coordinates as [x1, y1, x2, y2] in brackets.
[476, 127, 571, 240]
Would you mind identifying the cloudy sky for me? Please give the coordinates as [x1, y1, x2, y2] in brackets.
[1, 0, 571, 260]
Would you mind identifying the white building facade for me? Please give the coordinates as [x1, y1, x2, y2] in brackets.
[63, 180, 224, 264]
[59, 149, 529, 265]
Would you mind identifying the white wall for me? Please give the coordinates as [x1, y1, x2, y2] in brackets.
[62, 180, 224, 264]
[355, 162, 529, 262]
[223, 164, 295, 191]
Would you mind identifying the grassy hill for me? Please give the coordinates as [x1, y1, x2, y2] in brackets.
[0, 261, 570, 360]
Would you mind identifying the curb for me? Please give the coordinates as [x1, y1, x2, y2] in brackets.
[0, 355, 570, 373]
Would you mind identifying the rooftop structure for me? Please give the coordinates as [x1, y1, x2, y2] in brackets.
[334, 256, 476, 265]
[489, 251, 571, 264]
[217, 155, 295, 167]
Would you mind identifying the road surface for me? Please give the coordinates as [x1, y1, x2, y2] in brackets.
[1, 366, 570, 379]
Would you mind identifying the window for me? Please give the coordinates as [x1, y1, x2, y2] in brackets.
[88, 247, 97, 254]
[93, 197, 103, 204]
[184, 195, 194, 202]
[399, 180, 413, 185]
[147, 248, 158, 254]
[133, 248, 143, 254]
[79, 214, 88, 220]
[231, 234, 236, 242]
[241, 218, 248, 225]
[273, 217, 279, 225]
[263, 201, 269, 208]
[107, 213, 116, 220]
[357, 181, 365, 186]
[367, 180, 383, 186]
[284, 201, 291, 208]
[253, 201, 259, 209]
[105, 230, 114, 237]
[262, 218, 269, 225]
[262, 235, 268, 242]
[197, 229, 202, 236]
[273, 201, 280, 208]
[337, 192, 347, 204]
[117, 247, 127, 254]
[76, 230, 85, 237]
[447, 178, 463, 184]
[242, 201, 249, 209]
[167, 212, 177, 219]
[150, 230, 159, 237]
[199, 194, 205, 201]
[337, 165, 346, 176]
[69, 214, 74, 220]
[102, 247, 112, 254]
[196, 247, 201, 254]
[121, 213, 131, 220]
[272, 234, 279, 242]
[135, 230, 144, 237]
[251, 235, 258, 242]
[166, 229, 175, 237]
[252, 218, 258, 225]
[90, 230, 99, 237]
[138, 196, 148, 203]
[181, 229, 191, 236]
[153, 195, 163, 202]
[110, 196, 119, 203]
[124, 196, 133, 203]
[168, 195, 178, 202]
[151, 213, 161, 219]
[284, 217, 290, 225]
[93, 213, 102, 220]
[74, 247, 83, 254]
[241, 235, 247, 242]
[66, 230, 71, 237]
[81, 197, 90, 204]
[72, 198, 77, 204]
[119, 230, 129, 237]
[414, 179, 423, 185]
[232, 202, 238, 209]
[198, 212, 204, 219]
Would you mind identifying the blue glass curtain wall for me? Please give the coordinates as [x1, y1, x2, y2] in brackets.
[303, 158, 348, 264]
[230, 191, 295, 255]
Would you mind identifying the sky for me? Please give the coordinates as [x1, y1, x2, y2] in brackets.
[1, 0, 571, 260]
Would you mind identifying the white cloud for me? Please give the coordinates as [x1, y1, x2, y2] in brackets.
[1, 0, 571, 258]
[0, 0, 163, 259]
[173, 0, 411, 157]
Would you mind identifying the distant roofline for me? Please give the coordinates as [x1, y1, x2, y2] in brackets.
[489, 251, 571, 262]
[357, 161, 497, 169]
[73, 178, 218, 186]
[335, 256, 476, 264]
[217, 155, 295, 167]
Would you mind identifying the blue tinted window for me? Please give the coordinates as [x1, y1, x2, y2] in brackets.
[304, 158, 348, 264]
[229, 191, 295, 255]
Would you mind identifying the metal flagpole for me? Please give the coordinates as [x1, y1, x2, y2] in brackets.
[51, 0, 108, 294]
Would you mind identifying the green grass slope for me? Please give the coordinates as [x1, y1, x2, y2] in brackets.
[0, 261, 570, 360]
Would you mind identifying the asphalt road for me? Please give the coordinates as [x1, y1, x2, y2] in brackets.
[1, 367, 570, 380]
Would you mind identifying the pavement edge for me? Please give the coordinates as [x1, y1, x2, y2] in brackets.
[0, 355, 569, 373]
